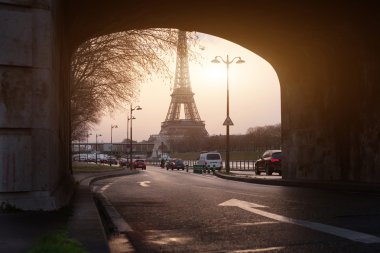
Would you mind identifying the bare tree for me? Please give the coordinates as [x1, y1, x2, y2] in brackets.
[71, 29, 198, 141]
[246, 123, 281, 150]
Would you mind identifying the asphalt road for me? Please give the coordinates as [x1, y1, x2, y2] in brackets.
[94, 166, 380, 252]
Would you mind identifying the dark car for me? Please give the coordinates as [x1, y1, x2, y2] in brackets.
[172, 159, 185, 170]
[166, 159, 175, 170]
[133, 159, 146, 170]
[254, 150, 282, 176]
[119, 158, 129, 167]
[106, 157, 118, 165]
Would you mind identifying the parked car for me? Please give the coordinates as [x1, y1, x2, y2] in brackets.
[119, 158, 129, 167]
[107, 157, 118, 165]
[133, 159, 146, 170]
[167, 159, 185, 170]
[254, 150, 282, 176]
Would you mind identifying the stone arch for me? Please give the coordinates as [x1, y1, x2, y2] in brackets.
[64, 1, 380, 183]
[1, 0, 379, 210]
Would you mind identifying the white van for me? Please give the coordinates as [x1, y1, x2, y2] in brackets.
[197, 151, 223, 170]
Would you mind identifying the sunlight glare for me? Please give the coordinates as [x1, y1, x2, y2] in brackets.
[205, 65, 225, 81]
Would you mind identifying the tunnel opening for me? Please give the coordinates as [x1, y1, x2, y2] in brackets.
[63, 1, 380, 184]
[69, 29, 282, 173]
[2, 1, 380, 212]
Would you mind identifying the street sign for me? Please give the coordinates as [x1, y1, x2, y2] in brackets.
[223, 116, 234, 126]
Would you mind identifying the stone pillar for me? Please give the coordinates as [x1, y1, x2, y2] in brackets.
[279, 36, 380, 183]
[0, 0, 73, 210]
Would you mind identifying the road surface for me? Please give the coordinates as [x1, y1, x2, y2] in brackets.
[94, 166, 380, 252]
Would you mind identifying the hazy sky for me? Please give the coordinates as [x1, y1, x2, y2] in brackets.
[88, 33, 281, 143]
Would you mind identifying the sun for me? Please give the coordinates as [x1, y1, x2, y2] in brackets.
[205, 65, 225, 81]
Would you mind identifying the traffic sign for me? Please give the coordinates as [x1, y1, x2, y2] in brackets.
[223, 116, 234, 126]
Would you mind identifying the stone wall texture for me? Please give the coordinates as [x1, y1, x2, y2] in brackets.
[1, 0, 379, 209]
[0, 0, 73, 210]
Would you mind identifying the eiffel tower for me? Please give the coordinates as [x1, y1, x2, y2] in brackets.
[159, 30, 208, 137]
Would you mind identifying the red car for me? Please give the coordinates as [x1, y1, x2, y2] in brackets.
[132, 159, 146, 170]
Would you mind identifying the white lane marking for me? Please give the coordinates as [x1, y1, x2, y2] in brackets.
[138, 181, 151, 187]
[100, 184, 110, 192]
[235, 221, 278, 226]
[219, 198, 380, 244]
[228, 247, 285, 253]
[97, 176, 128, 193]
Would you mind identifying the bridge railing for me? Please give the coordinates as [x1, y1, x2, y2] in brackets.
[146, 159, 256, 170]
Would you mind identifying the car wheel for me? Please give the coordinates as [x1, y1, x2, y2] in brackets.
[278, 170, 282, 176]
[266, 165, 273, 176]
[255, 169, 260, 175]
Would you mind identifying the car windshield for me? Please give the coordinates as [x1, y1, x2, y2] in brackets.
[207, 154, 221, 160]
[272, 152, 282, 159]
[136, 160, 144, 163]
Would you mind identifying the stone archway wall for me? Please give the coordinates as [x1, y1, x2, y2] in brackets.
[0, 0, 74, 210]
[1, 0, 379, 210]
[66, 0, 380, 182]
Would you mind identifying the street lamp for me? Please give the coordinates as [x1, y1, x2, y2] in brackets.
[127, 115, 136, 146]
[95, 134, 102, 164]
[110, 124, 118, 165]
[211, 55, 245, 173]
[130, 105, 142, 169]
[86, 132, 92, 162]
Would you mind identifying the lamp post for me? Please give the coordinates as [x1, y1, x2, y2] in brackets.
[95, 134, 102, 164]
[78, 139, 81, 162]
[211, 55, 245, 173]
[110, 124, 118, 165]
[130, 105, 142, 169]
[86, 132, 92, 162]
[127, 115, 135, 146]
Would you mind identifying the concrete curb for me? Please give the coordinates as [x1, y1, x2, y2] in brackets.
[70, 169, 139, 253]
[88, 170, 140, 186]
[87, 169, 139, 253]
[214, 171, 380, 193]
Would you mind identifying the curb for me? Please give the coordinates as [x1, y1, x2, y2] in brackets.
[88, 170, 140, 186]
[88, 170, 139, 253]
[70, 169, 139, 253]
[214, 171, 380, 193]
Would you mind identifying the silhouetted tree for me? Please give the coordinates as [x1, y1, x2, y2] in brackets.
[71, 29, 199, 141]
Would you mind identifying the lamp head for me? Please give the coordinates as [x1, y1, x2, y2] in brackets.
[236, 58, 245, 64]
[136, 106, 142, 110]
[211, 57, 220, 64]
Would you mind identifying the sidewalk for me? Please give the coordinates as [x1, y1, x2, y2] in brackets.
[0, 167, 138, 253]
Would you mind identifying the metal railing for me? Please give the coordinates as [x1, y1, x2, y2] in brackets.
[146, 159, 256, 170]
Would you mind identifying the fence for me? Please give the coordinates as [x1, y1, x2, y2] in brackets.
[146, 159, 256, 170]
